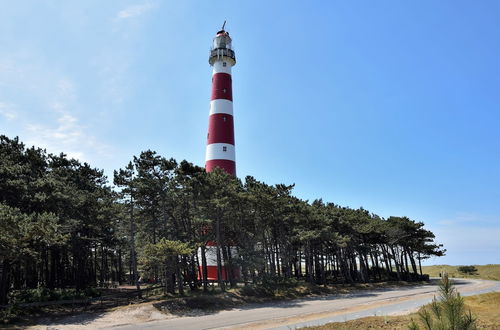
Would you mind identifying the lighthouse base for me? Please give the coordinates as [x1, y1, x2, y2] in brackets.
[197, 245, 241, 281]
[198, 265, 241, 281]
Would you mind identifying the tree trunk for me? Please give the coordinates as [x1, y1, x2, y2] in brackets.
[224, 245, 236, 288]
[49, 248, 57, 288]
[389, 245, 402, 281]
[130, 198, 141, 297]
[0, 259, 10, 305]
[215, 217, 225, 291]
[380, 245, 392, 278]
[176, 256, 184, 294]
[418, 252, 423, 276]
[118, 248, 123, 285]
[319, 248, 326, 285]
[408, 249, 419, 276]
[188, 255, 197, 291]
[200, 246, 209, 292]
[358, 253, 367, 283]
[306, 244, 314, 283]
[164, 263, 170, 294]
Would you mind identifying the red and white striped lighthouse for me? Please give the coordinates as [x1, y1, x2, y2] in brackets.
[200, 26, 239, 281]
[205, 27, 236, 175]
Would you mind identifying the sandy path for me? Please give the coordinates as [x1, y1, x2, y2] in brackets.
[28, 278, 499, 330]
[27, 301, 174, 329]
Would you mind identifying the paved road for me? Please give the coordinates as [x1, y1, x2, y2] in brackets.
[112, 279, 500, 330]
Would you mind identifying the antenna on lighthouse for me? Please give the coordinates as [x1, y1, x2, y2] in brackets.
[221, 20, 226, 31]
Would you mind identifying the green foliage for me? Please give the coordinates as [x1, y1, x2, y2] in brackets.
[9, 287, 101, 304]
[143, 238, 193, 267]
[240, 276, 300, 297]
[408, 319, 420, 330]
[411, 275, 477, 329]
[0, 203, 64, 260]
[458, 266, 478, 275]
[0, 304, 20, 324]
[239, 284, 273, 297]
[0, 134, 446, 315]
[0, 135, 119, 305]
[142, 238, 193, 288]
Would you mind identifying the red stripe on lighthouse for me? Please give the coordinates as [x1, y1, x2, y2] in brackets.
[211, 73, 233, 101]
[205, 160, 236, 175]
[198, 266, 240, 281]
[207, 114, 234, 144]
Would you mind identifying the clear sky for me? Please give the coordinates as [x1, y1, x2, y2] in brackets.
[1, 1, 499, 265]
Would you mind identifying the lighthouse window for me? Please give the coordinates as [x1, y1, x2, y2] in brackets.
[223, 146, 227, 152]
[223, 62, 227, 67]
[223, 116, 227, 122]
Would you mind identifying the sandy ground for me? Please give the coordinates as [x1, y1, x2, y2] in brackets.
[27, 301, 175, 329]
[27, 279, 498, 330]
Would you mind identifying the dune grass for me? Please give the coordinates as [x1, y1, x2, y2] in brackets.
[302, 291, 500, 329]
[421, 264, 500, 281]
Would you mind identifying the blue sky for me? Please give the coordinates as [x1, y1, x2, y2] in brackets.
[1, 1, 499, 265]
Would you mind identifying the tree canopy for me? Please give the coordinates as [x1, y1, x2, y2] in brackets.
[0, 135, 445, 304]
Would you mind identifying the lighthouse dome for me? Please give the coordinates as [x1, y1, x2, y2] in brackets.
[213, 31, 232, 50]
[209, 29, 236, 66]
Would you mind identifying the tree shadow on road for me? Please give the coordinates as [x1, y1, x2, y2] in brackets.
[153, 290, 381, 317]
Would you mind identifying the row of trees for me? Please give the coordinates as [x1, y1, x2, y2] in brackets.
[0, 135, 445, 304]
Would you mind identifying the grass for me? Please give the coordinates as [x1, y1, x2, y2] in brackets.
[301, 291, 500, 329]
[464, 292, 500, 328]
[8, 287, 101, 304]
[421, 264, 500, 281]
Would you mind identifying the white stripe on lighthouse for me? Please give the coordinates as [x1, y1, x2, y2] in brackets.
[198, 246, 218, 265]
[205, 143, 235, 161]
[212, 61, 233, 74]
[197, 246, 239, 266]
[209, 99, 233, 115]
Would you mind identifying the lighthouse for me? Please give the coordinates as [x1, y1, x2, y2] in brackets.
[200, 24, 239, 282]
[205, 25, 236, 175]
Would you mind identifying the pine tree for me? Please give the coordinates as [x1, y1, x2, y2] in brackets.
[410, 274, 477, 329]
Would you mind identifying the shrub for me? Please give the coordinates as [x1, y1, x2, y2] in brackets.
[0, 304, 20, 324]
[408, 274, 477, 329]
[9, 287, 100, 304]
[240, 276, 299, 297]
[240, 284, 272, 297]
[458, 266, 478, 275]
